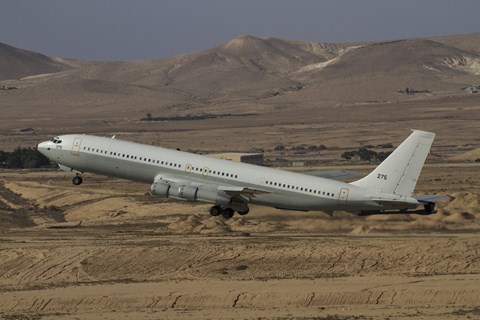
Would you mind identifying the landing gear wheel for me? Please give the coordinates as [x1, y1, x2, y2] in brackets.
[237, 208, 250, 216]
[72, 175, 83, 186]
[210, 205, 222, 216]
[221, 208, 235, 219]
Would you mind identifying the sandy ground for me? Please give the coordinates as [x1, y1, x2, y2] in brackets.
[0, 162, 479, 319]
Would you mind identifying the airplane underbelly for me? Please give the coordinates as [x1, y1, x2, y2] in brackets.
[251, 193, 334, 211]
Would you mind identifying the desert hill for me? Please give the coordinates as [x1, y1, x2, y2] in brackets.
[0, 42, 69, 80]
[300, 39, 480, 79]
[433, 32, 480, 53]
[0, 33, 479, 138]
[287, 38, 480, 103]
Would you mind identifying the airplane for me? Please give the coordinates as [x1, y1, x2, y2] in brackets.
[37, 130, 446, 219]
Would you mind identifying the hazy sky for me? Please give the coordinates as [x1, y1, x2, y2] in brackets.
[1, 0, 479, 61]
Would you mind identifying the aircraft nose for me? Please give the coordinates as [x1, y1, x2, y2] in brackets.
[37, 141, 51, 155]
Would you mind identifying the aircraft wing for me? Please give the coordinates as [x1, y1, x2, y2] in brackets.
[218, 186, 271, 201]
[302, 170, 364, 180]
[153, 173, 270, 202]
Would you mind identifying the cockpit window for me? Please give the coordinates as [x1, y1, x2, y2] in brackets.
[50, 137, 62, 144]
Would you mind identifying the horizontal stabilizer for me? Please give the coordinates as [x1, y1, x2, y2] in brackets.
[416, 195, 450, 203]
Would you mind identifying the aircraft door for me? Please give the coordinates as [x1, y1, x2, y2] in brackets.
[202, 167, 209, 176]
[71, 137, 82, 156]
[185, 164, 192, 173]
[338, 188, 349, 203]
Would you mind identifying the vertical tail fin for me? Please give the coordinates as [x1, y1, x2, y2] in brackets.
[350, 130, 435, 197]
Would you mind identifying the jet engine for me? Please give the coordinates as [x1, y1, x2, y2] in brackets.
[150, 180, 231, 205]
[150, 180, 170, 197]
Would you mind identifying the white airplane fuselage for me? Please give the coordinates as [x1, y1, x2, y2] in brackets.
[38, 131, 437, 217]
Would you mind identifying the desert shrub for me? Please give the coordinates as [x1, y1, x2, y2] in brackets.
[0, 147, 51, 168]
[341, 148, 392, 163]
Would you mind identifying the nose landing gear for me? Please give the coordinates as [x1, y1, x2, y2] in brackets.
[72, 175, 83, 186]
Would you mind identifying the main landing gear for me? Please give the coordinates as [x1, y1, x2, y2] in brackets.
[209, 205, 249, 219]
[72, 174, 83, 186]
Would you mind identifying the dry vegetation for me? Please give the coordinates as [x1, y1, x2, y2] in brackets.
[0, 33, 479, 319]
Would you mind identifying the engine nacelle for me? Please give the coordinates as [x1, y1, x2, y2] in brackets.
[169, 185, 198, 201]
[150, 180, 170, 197]
[197, 189, 231, 205]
